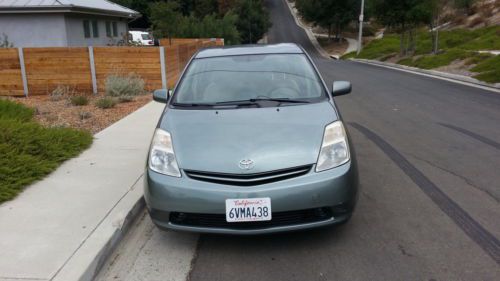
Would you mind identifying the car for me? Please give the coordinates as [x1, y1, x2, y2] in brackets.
[128, 30, 154, 45]
[144, 43, 359, 235]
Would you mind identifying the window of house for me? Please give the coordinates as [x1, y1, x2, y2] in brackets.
[83, 20, 91, 38]
[106, 21, 112, 37]
[92, 20, 99, 38]
[112, 22, 118, 37]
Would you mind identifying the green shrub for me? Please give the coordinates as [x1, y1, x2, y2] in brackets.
[396, 49, 469, 69]
[70, 96, 89, 106]
[0, 99, 34, 122]
[0, 99, 92, 203]
[355, 34, 400, 60]
[350, 26, 500, 59]
[105, 73, 145, 98]
[465, 53, 494, 65]
[471, 55, 500, 83]
[341, 51, 356, 59]
[95, 97, 118, 109]
[397, 57, 414, 66]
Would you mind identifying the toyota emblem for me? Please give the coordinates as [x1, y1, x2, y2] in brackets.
[238, 159, 254, 170]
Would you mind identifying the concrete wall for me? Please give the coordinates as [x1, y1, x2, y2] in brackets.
[0, 14, 67, 47]
[65, 14, 129, 47]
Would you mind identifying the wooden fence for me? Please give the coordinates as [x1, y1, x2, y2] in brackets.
[0, 38, 224, 97]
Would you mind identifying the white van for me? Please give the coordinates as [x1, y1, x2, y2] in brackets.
[129, 31, 154, 45]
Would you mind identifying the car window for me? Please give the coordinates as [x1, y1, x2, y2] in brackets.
[141, 34, 152, 40]
[173, 54, 325, 104]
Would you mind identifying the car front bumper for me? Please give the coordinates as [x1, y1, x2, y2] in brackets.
[144, 161, 358, 235]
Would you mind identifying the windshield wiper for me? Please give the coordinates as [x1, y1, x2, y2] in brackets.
[216, 98, 310, 106]
[251, 98, 310, 104]
[171, 102, 216, 107]
[173, 98, 310, 108]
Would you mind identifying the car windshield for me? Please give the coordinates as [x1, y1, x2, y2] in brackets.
[173, 54, 325, 105]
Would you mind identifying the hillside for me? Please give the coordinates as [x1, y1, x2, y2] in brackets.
[344, 0, 500, 84]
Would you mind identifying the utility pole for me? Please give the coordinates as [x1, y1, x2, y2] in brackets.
[357, 0, 365, 55]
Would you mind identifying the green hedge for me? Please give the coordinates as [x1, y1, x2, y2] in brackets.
[0, 99, 92, 203]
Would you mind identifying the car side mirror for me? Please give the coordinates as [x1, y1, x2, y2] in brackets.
[332, 81, 352, 96]
[153, 89, 169, 103]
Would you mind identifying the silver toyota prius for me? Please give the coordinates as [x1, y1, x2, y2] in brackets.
[145, 43, 358, 234]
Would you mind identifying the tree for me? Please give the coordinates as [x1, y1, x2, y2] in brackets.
[233, 0, 271, 44]
[218, 0, 237, 14]
[372, 0, 431, 55]
[114, 0, 153, 28]
[176, 12, 241, 44]
[454, 0, 476, 15]
[296, 0, 357, 41]
[194, 0, 220, 17]
[149, 1, 182, 44]
[141, 0, 269, 44]
[428, 0, 448, 54]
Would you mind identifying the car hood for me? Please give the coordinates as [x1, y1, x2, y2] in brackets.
[160, 102, 338, 174]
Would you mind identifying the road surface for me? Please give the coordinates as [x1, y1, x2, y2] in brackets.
[97, 0, 500, 280]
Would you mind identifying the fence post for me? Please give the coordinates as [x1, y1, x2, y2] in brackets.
[18, 48, 28, 97]
[88, 46, 98, 95]
[159, 46, 167, 90]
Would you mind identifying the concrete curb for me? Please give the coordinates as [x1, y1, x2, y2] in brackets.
[351, 58, 500, 93]
[53, 176, 146, 281]
[282, 0, 329, 59]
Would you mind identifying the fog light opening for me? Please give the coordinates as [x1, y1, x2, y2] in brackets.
[314, 207, 331, 219]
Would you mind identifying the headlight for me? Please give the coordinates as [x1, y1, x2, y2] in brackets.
[148, 128, 181, 177]
[316, 121, 350, 172]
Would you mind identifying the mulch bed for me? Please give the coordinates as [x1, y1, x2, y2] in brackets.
[4, 94, 153, 134]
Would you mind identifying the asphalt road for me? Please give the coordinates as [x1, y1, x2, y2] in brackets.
[97, 0, 500, 280]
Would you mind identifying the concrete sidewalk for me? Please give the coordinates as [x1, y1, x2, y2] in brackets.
[0, 101, 165, 281]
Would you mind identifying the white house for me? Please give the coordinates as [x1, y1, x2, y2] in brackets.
[0, 0, 140, 47]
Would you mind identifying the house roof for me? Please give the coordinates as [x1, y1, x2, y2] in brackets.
[0, 0, 140, 18]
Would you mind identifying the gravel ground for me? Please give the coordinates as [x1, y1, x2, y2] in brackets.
[4, 94, 153, 134]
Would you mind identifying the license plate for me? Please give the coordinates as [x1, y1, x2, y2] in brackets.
[225, 198, 272, 222]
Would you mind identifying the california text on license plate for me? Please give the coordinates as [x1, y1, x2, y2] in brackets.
[225, 198, 272, 222]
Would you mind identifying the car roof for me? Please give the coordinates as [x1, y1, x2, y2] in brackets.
[195, 43, 304, 59]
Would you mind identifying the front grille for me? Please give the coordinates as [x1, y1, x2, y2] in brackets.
[169, 208, 333, 230]
[184, 165, 312, 186]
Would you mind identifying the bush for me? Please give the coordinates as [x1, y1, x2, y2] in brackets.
[50, 85, 74, 101]
[354, 34, 400, 60]
[0, 99, 92, 203]
[118, 96, 135, 103]
[105, 73, 145, 98]
[95, 97, 117, 109]
[397, 57, 414, 66]
[78, 111, 92, 120]
[0, 99, 34, 122]
[362, 25, 376, 37]
[465, 53, 494, 65]
[404, 49, 469, 69]
[70, 96, 89, 106]
[471, 55, 500, 83]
